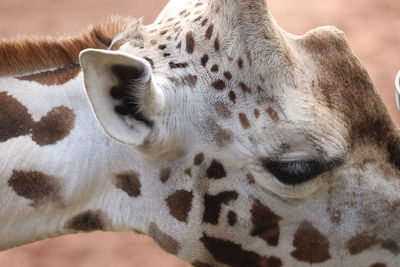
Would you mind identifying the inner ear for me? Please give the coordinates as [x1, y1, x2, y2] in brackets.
[80, 49, 163, 146]
[110, 64, 153, 126]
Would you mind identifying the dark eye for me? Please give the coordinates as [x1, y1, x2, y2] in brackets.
[262, 160, 325, 185]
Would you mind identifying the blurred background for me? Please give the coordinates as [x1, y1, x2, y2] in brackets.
[0, 0, 399, 266]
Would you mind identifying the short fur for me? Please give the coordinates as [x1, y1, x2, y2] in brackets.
[0, 16, 138, 76]
[1, 0, 399, 266]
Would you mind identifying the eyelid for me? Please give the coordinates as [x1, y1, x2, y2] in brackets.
[261, 157, 344, 185]
[277, 151, 317, 162]
[274, 156, 344, 169]
[262, 160, 322, 185]
[273, 147, 346, 167]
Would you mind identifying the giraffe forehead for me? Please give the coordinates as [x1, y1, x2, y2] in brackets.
[117, 3, 292, 83]
[112, 10, 325, 147]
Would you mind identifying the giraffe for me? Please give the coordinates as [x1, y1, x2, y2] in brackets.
[0, 0, 399, 266]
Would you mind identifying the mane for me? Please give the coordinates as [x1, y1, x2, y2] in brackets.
[0, 16, 139, 77]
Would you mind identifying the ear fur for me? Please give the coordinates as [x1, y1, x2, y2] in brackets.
[80, 48, 162, 146]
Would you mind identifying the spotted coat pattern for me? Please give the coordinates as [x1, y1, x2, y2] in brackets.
[0, 1, 399, 266]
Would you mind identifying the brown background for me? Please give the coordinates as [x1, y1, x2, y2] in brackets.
[0, 0, 399, 266]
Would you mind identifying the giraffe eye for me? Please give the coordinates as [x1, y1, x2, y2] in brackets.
[262, 160, 324, 185]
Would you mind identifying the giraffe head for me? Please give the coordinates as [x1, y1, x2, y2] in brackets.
[80, 0, 400, 265]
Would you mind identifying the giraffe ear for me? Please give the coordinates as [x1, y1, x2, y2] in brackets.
[79, 49, 163, 146]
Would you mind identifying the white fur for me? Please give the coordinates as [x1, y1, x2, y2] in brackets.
[0, 0, 399, 266]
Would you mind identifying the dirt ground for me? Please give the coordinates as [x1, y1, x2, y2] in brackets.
[0, 0, 399, 266]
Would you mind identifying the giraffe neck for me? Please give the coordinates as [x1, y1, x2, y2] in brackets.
[0, 68, 171, 250]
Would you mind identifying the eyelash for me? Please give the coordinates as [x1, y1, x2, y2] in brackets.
[262, 160, 325, 185]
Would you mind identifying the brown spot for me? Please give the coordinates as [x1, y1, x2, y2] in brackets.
[203, 191, 238, 224]
[182, 74, 198, 88]
[246, 52, 253, 66]
[0, 92, 34, 142]
[205, 24, 214, 40]
[370, 264, 387, 267]
[184, 168, 192, 176]
[215, 128, 233, 147]
[168, 76, 182, 87]
[228, 91, 236, 103]
[224, 71, 232, 80]
[169, 61, 188, 69]
[250, 199, 282, 247]
[17, 65, 81, 86]
[185, 31, 195, 54]
[32, 106, 76, 146]
[114, 171, 141, 198]
[160, 30, 168, 36]
[382, 239, 400, 255]
[206, 160, 226, 179]
[247, 173, 255, 184]
[210, 64, 219, 72]
[149, 39, 157, 45]
[8, 170, 62, 207]
[158, 44, 167, 50]
[201, 18, 208, 26]
[166, 190, 193, 223]
[214, 36, 220, 52]
[160, 168, 172, 183]
[237, 58, 243, 69]
[193, 153, 205, 166]
[238, 113, 251, 129]
[239, 82, 251, 93]
[143, 57, 154, 69]
[254, 109, 260, 118]
[214, 102, 232, 119]
[227, 210, 237, 226]
[201, 54, 209, 67]
[346, 233, 399, 255]
[193, 16, 202, 22]
[291, 221, 331, 263]
[346, 234, 380, 255]
[200, 234, 282, 267]
[266, 107, 279, 122]
[212, 80, 226, 90]
[65, 209, 110, 232]
[148, 222, 180, 255]
[176, 41, 182, 49]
